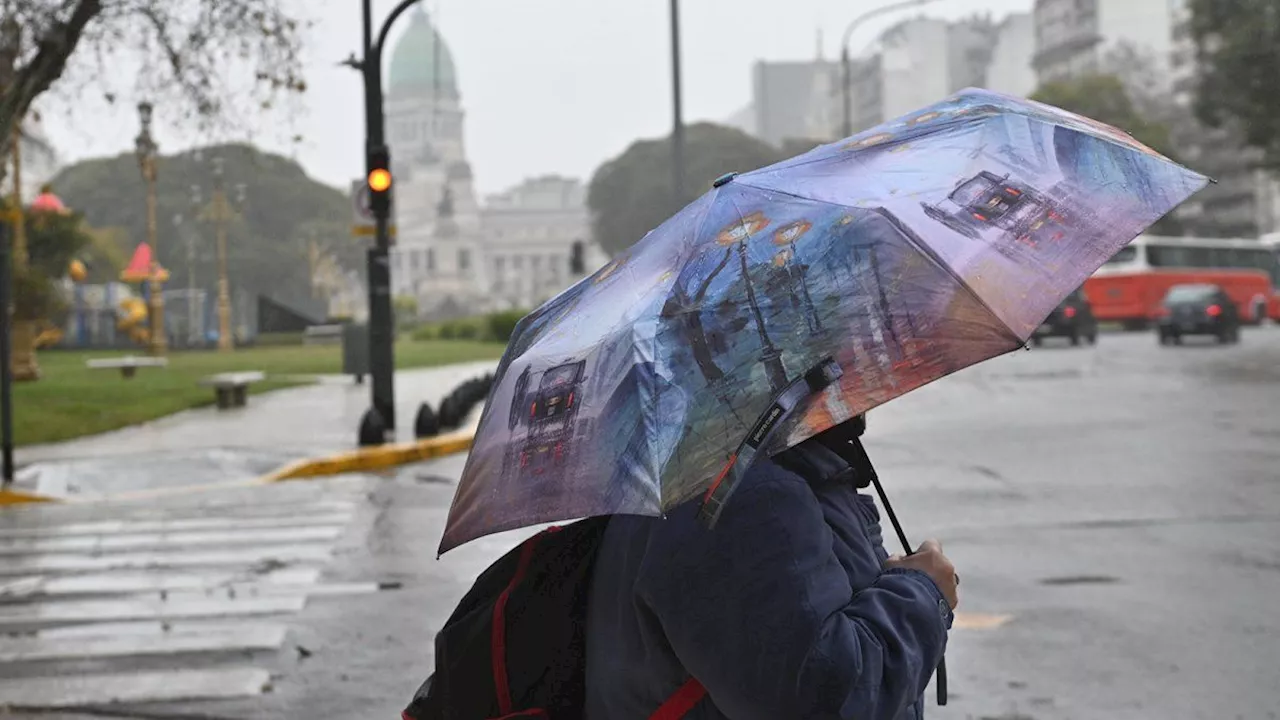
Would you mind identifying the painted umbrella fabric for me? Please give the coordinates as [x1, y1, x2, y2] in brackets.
[439, 88, 1208, 554]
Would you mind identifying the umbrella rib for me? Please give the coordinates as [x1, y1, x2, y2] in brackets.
[733, 180, 1024, 346]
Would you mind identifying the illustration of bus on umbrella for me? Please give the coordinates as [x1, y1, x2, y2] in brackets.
[921, 170, 1067, 247]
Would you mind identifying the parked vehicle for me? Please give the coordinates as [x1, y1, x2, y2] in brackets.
[1032, 287, 1097, 346]
[1087, 235, 1277, 329]
[1156, 284, 1242, 345]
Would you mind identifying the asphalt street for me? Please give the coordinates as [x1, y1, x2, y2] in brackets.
[3, 328, 1278, 719]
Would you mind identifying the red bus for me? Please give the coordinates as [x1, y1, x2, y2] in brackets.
[1084, 236, 1279, 329]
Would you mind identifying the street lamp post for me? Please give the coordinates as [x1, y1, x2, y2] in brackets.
[189, 160, 245, 351]
[669, 0, 686, 205]
[839, 0, 940, 138]
[135, 101, 167, 356]
[209, 157, 236, 352]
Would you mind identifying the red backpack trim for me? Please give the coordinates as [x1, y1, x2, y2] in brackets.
[492, 535, 543, 715]
[649, 677, 707, 720]
[480, 526, 706, 720]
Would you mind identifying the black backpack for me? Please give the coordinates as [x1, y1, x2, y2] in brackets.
[403, 516, 706, 720]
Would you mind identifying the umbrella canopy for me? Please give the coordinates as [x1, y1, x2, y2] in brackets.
[440, 88, 1207, 554]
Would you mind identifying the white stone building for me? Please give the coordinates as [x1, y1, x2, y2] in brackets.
[381, 7, 604, 320]
[3, 115, 61, 200]
[809, 15, 1006, 138]
[481, 176, 601, 311]
[1032, 0, 1177, 86]
[986, 13, 1038, 98]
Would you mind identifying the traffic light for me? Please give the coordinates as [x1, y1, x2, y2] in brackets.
[569, 240, 585, 275]
[367, 145, 392, 217]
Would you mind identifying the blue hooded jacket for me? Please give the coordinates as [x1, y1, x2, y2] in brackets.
[584, 436, 952, 719]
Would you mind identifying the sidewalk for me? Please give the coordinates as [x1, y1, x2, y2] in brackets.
[12, 361, 498, 498]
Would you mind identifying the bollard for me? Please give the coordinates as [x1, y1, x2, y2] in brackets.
[414, 402, 440, 438]
[358, 407, 388, 447]
[438, 395, 460, 429]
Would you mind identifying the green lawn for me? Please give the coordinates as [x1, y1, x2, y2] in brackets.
[13, 340, 506, 447]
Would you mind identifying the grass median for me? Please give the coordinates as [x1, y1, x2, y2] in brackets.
[14, 340, 506, 446]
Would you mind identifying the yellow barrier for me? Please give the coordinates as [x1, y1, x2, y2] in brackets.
[0, 431, 477, 507]
[260, 429, 476, 483]
[0, 487, 59, 506]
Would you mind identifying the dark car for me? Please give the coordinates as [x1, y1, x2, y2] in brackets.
[1033, 287, 1098, 346]
[1157, 284, 1242, 345]
[922, 170, 1061, 242]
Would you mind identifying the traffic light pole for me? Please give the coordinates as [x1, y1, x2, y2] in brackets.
[357, 0, 420, 443]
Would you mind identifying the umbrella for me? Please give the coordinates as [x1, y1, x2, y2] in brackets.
[439, 88, 1207, 554]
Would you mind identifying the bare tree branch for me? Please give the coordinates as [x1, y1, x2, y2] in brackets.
[0, 0, 103, 163]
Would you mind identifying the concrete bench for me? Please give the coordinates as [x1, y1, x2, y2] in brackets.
[85, 356, 169, 379]
[199, 371, 266, 409]
[302, 324, 343, 346]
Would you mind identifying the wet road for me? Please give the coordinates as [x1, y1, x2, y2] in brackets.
[4, 329, 1279, 718]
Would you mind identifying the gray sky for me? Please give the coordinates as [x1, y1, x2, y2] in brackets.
[40, 0, 1033, 197]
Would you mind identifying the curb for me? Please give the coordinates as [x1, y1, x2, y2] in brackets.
[0, 431, 478, 507]
[261, 430, 476, 483]
[0, 488, 60, 507]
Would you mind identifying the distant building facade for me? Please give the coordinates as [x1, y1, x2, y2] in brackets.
[1032, 0, 1176, 85]
[481, 176, 601, 311]
[986, 13, 1038, 98]
[1030, 0, 1275, 238]
[380, 8, 606, 321]
[3, 115, 61, 201]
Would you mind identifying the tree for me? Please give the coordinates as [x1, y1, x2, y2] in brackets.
[0, 0, 306, 187]
[1188, 0, 1280, 168]
[1031, 73, 1184, 234]
[587, 123, 787, 257]
[52, 143, 354, 317]
[7, 203, 92, 320]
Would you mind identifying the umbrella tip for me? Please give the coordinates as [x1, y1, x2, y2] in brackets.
[713, 172, 738, 188]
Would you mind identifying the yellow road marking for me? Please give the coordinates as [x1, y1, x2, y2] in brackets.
[952, 612, 1013, 630]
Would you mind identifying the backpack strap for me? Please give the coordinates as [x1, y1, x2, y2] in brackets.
[648, 677, 707, 720]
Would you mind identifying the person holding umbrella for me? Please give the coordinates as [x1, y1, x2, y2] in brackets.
[411, 89, 1207, 720]
[585, 412, 958, 720]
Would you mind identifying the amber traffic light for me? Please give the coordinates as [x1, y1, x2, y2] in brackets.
[368, 168, 392, 193]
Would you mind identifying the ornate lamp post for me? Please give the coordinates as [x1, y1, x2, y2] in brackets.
[134, 101, 167, 356]
[192, 156, 243, 352]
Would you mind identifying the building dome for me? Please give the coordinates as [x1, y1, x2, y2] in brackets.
[388, 7, 458, 95]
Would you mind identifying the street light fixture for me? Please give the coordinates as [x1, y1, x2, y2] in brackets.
[134, 100, 167, 356]
[839, 0, 941, 138]
[345, 0, 423, 444]
[669, 0, 685, 206]
[210, 156, 235, 352]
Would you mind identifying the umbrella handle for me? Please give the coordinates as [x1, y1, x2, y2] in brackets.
[841, 437, 949, 706]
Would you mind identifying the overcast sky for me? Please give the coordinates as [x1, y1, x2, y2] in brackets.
[38, 0, 1033, 197]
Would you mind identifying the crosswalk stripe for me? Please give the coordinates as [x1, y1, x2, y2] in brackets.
[0, 507, 355, 538]
[0, 481, 365, 709]
[0, 667, 272, 708]
[0, 567, 322, 600]
[0, 543, 333, 576]
[0, 593, 307, 632]
[0, 524, 345, 555]
[0, 623, 289, 663]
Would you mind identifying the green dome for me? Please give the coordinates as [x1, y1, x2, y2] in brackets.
[387, 7, 458, 94]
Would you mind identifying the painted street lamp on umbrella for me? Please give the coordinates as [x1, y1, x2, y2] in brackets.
[772, 220, 824, 335]
[716, 212, 789, 393]
[134, 101, 167, 356]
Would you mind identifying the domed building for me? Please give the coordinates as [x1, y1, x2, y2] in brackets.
[384, 6, 486, 316]
[382, 7, 606, 320]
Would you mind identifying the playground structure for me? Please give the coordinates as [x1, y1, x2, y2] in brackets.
[115, 242, 169, 346]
